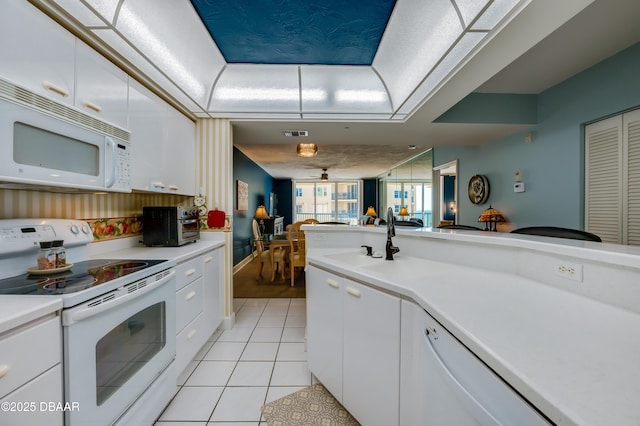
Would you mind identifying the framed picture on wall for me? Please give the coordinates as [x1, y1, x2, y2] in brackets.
[236, 180, 248, 211]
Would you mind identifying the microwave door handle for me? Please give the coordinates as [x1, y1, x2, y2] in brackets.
[105, 137, 117, 188]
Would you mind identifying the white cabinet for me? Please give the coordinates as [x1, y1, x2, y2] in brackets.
[306, 266, 400, 426]
[164, 107, 196, 194]
[75, 41, 129, 128]
[0, 1, 75, 105]
[0, 315, 62, 426]
[174, 247, 224, 377]
[129, 79, 196, 196]
[202, 248, 224, 331]
[400, 300, 549, 426]
[306, 267, 343, 400]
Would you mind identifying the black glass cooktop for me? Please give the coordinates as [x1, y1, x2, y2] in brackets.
[0, 259, 168, 295]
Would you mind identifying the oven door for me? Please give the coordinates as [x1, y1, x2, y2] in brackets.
[178, 217, 200, 244]
[61, 270, 176, 426]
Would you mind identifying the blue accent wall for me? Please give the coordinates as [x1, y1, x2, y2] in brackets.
[233, 147, 273, 265]
[363, 179, 378, 214]
[442, 176, 456, 221]
[273, 179, 293, 227]
[434, 42, 640, 231]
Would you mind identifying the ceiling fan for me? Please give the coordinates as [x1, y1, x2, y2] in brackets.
[320, 168, 329, 181]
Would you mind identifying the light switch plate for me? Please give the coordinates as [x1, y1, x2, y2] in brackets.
[514, 182, 525, 193]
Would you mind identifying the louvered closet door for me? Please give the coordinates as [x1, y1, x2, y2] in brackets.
[624, 109, 640, 245]
[585, 115, 623, 243]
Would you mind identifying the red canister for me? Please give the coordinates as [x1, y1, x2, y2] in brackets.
[207, 209, 226, 228]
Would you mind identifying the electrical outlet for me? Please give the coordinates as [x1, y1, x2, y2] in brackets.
[554, 261, 583, 282]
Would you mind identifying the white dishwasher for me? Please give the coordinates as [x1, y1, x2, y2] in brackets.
[400, 301, 551, 426]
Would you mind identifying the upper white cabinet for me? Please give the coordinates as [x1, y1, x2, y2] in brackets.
[164, 106, 196, 195]
[75, 41, 129, 128]
[0, 1, 129, 129]
[129, 79, 196, 196]
[0, 1, 75, 105]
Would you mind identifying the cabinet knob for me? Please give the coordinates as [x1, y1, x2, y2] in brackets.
[186, 291, 196, 301]
[185, 268, 196, 276]
[42, 81, 69, 97]
[82, 101, 102, 113]
[204, 256, 213, 263]
[0, 364, 9, 379]
[187, 329, 197, 340]
[346, 287, 361, 298]
[326, 279, 339, 289]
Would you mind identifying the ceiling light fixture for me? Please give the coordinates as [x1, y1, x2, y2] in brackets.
[320, 168, 329, 181]
[297, 143, 318, 157]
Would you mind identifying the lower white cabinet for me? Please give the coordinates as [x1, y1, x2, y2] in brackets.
[307, 266, 400, 426]
[307, 266, 343, 400]
[174, 246, 224, 377]
[400, 300, 549, 426]
[202, 249, 224, 332]
[0, 315, 62, 426]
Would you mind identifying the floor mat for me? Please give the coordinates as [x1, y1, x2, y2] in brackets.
[261, 384, 360, 426]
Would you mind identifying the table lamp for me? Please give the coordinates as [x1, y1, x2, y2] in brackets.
[254, 205, 269, 234]
[478, 205, 505, 231]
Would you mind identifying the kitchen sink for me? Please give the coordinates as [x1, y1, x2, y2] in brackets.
[362, 256, 455, 280]
[324, 252, 382, 267]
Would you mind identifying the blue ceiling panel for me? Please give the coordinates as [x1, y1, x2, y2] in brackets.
[190, 0, 396, 65]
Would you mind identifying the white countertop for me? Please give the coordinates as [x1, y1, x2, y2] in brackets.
[0, 296, 62, 334]
[87, 234, 225, 263]
[306, 246, 640, 426]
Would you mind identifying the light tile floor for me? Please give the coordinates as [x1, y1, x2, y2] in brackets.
[155, 298, 310, 426]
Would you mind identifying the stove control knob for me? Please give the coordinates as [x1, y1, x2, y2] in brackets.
[82, 224, 92, 235]
[70, 224, 79, 234]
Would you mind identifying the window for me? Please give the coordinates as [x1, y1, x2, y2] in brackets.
[294, 181, 361, 223]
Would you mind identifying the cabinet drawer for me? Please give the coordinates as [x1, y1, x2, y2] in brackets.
[176, 256, 202, 290]
[0, 365, 63, 426]
[175, 313, 208, 377]
[176, 277, 203, 333]
[0, 316, 61, 399]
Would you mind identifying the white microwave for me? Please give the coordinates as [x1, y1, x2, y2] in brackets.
[0, 93, 131, 193]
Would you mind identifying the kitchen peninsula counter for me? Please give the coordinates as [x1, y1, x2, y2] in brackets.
[303, 225, 640, 426]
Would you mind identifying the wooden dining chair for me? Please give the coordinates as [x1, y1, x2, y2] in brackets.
[288, 221, 308, 287]
[252, 219, 285, 282]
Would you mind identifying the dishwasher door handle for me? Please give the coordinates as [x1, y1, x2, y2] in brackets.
[424, 328, 503, 426]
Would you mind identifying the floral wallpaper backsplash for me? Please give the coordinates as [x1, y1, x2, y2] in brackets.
[83, 213, 231, 242]
[85, 217, 143, 240]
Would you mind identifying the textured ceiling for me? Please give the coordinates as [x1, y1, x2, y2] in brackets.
[190, 0, 396, 65]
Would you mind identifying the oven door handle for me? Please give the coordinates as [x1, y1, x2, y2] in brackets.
[63, 270, 175, 326]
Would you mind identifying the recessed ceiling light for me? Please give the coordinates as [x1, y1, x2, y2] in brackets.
[283, 130, 309, 137]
